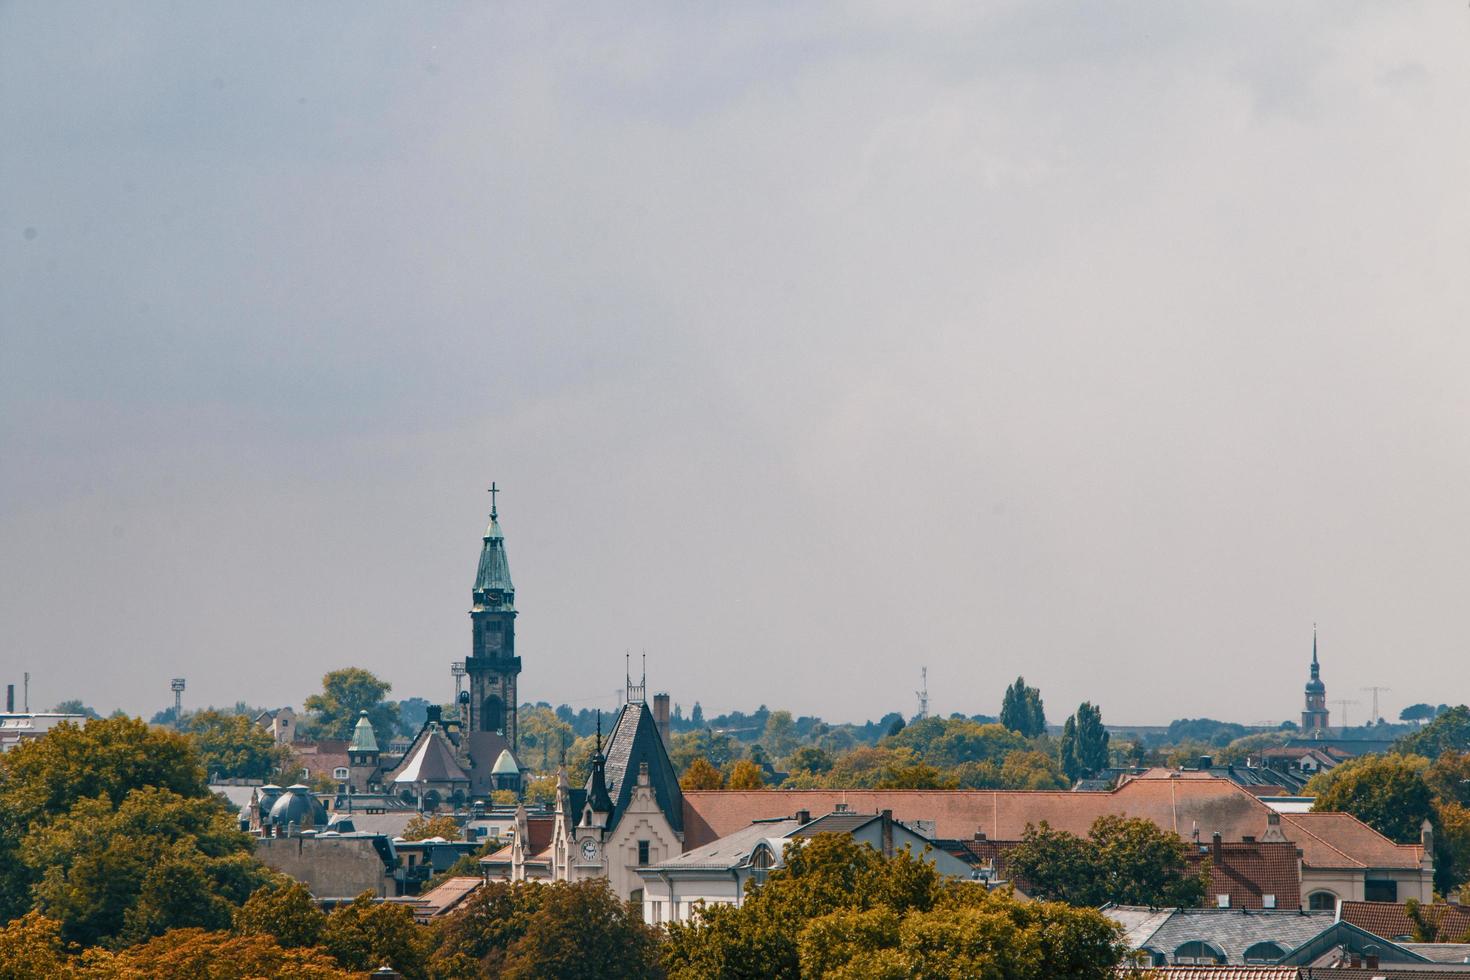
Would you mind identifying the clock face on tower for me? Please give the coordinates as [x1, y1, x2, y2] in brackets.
[580, 839, 599, 862]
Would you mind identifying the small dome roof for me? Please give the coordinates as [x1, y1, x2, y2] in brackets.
[491, 749, 520, 776]
[269, 784, 327, 828]
[1305, 678, 1325, 694]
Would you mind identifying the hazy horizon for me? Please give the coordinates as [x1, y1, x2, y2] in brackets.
[5, 3, 1470, 727]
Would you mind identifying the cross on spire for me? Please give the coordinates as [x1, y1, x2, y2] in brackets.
[488, 482, 499, 519]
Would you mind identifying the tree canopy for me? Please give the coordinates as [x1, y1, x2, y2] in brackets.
[1006, 816, 1208, 908]
[302, 667, 399, 742]
[1000, 677, 1047, 738]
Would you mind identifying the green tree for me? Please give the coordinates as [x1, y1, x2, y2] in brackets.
[0, 716, 210, 923]
[500, 879, 661, 980]
[25, 786, 270, 948]
[1007, 817, 1206, 908]
[1000, 677, 1047, 738]
[302, 668, 398, 742]
[1059, 716, 1082, 783]
[518, 706, 575, 771]
[1396, 705, 1470, 757]
[999, 749, 1068, 790]
[1401, 703, 1439, 725]
[233, 879, 327, 949]
[184, 709, 293, 780]
[662, 833, 1122, 980]
[763, 710, 799, 759]
[51, 700, 101, 720]
[1427, 752, 1470, 807]
[681, 756, 725, 790]
[785, 746, 834, 776]
[1073, 703, 1110, 776]
[1307, 753, 1436, 844]
[321, 892, 427, 977]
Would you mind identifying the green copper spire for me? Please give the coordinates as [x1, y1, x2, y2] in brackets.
[348, 710, 379, 753]
[473, 484, 515, 608]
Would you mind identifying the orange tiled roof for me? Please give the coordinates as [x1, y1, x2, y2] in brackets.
[682, 778, 1421, 873]
[1338, 900, 1470, 942]
[1137, 969, 1300, 979]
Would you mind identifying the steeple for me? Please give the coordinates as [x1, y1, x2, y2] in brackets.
[349, 710, 379, 754]
[473, 483, 514, 609]
[586, 711, 613, 817]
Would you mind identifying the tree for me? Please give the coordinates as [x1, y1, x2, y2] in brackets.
[1000, 678, 1047, 738]
[999, 750, 1068, 790]
[322, 892, 427, 977]
[669, 729, 738, 772]
[302, 668, 398, 742]
[661, 833, 1123, 980]
[51, 699, 101, 720]
[184, 709, 293, 780]
[81, 928, 356, 979]
[1059, 716, 1082, 783]
[727, 759, 765, 790]
[0, 716, 210, 923]
[785, 746, 834, 776]
[763, 711, 799, 759]
[500, 879, 662, 980]
[402, 813, 462, 841]
[1427, 751, 1470, 807]
[233, 879, 327, 948]
[1401, 703, 1439, 725]
[1397, 706, 1470, 758]
[1073, 703, 1110, 776]
[681, 756, 726, 790]
[0, 911, 78, 980]
[519, 706, 575, 771]
[1307, 753, 1436, 844]
[886, 716, 906, 738]
[25, 786, 270, 947]
[1007, 817, 1205, 908]
[691, 702, 705, 727]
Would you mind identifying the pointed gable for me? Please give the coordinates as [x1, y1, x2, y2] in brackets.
[601, 701, 684, 835]
[388, 724, 469, 785]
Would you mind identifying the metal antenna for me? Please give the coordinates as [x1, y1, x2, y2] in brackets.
[1361, 687, 1391, 725]
[1330, 698, 1359, 730]
[915, 667, 929, 720]
[170, 678, 186, 725]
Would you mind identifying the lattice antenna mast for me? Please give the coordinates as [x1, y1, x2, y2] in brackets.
[915, 667, 929, 720]
[1330, 698, 1359, 730]
[1361, 686, 1391, 725]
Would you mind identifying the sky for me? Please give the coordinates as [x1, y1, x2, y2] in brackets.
[3, 2, 1469, 727]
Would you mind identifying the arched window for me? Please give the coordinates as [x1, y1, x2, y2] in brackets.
[483, 695, 504, 733]
[1243, 942, 1288, 964]
[1307, 891, 1338, 912]
[750, 843, 776, 885]
[332, 767, 349, 780]
[1173, 941, 1225, 965]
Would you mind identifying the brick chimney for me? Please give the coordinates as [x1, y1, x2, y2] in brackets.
[795, 809, 810, 825]
[4, 684, 12, 713]
[881, 809, 894, 859]
[652, 693, 671, 749]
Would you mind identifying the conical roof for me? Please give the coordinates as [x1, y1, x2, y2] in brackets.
[491, 749, 520, 776]
[473, 506, 514, 607]
[349, 710, 379, 753]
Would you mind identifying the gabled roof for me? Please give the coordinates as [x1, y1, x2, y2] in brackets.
[596, 701, 683, 834]
[388, 724, 469, 785]
[1108, 906, 1336, 964]
[647, 818, 803, 872]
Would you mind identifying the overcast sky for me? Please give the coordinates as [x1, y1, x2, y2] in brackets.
[3, 3, 1469, 726]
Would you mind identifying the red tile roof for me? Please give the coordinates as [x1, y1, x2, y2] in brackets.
[1338, 900, 1470, 942]
[1138, 969, 1300, 980]
[682, 778, 1421, 873]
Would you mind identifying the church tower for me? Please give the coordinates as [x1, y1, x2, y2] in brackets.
[467, 485, 520, 748]
[1301, 625, 1329, 736]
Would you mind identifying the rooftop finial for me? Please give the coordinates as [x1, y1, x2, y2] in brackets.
[595, 710, 602, 755]
[488, 482, 499, 520]
[1312, 622, 1318, 666]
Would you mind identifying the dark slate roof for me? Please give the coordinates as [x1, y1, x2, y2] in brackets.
[1112, 907, 1336, 964]
[788, 812, 880, 838]
[462, 731, 513, 796]
[597, 701, 683, 835]
[472, 513, 514, 607]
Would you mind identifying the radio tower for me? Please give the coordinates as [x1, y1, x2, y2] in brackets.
[1361, 686, 1391, 725]
[915, 667, 929, 720]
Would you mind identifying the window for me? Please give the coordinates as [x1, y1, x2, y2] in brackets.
[1307, 891, 1338, 912]
[630, 888, 643, 906]
[483, 696, 504, 733]
[1173, 941, 1225, 966]
[638, 840, 650, 865]
[1262, 894, 1276, 909]
[1216, 894, 1230, 908]
[1243, 942, 1287, 964]
[333, 767, 349, 779]
[1365, 879, 1398, 903]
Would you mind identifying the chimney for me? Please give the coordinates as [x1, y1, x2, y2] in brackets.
[1199, 755, 1213, 769]
[974, 830, 987, 841]
[881, 809, 894, 859]
[426, 705, 441, 725]
[4, 684, 12, 713]
[795, 809, 810, 825]
[1211, 831, 1222, 856]
[652, 693, 671, 749]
